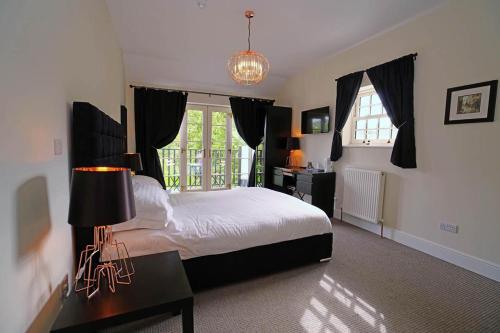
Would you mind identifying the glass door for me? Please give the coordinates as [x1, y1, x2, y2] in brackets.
[157, 132, 181, 192]
[183, 105, 206, 191]
[208, 106, 231, 190]
[158, 102, 262, 191]
[181, 103, 231, 191]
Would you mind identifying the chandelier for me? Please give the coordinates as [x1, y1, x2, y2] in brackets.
[227, 10, 270, 85]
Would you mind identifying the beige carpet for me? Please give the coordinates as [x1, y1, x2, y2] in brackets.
[105, 221, 500, 333]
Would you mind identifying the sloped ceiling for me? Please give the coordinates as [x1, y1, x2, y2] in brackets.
[106, 0, 445, 98]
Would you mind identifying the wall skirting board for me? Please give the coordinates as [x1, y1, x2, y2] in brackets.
[334, 209, 500, 282]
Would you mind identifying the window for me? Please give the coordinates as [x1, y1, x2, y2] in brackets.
[347, 85, 397, 146]
[158, 103, 263, 192]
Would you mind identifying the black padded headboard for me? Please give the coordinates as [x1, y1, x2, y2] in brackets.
[72, 101, 126, 168]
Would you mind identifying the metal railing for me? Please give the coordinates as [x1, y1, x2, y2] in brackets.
[158, 147, 263, 191]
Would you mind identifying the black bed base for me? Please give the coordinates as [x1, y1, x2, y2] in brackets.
[182, 233, 333, 291]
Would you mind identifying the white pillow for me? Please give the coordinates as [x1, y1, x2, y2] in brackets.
[112, 180, 173, 232]
[112, 217, 166, 232]
[132, 175, 162, 189]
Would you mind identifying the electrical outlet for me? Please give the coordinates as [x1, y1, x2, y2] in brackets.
[440, 222, 458, 234]
[61, 274, 69, 300]
[53, 138, 63, 155]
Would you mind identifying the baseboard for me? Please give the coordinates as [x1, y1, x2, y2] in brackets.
[334, 209, 500, 282]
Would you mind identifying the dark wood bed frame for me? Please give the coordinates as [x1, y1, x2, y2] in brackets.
[71, 101, 333, 291]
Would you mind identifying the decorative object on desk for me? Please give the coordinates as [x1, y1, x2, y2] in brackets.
[124, 153, 143, 176]
[227, 10, 269, 85]
[285, 137, 300, 166]
[323, 158, 334, 172]
[303, 168, 324, 173]
[444, 80, 497, 124]
[68, 167, 136, 298]
[306, 161, 313, 170]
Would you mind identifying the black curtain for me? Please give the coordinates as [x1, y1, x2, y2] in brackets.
[135, 88, 188, 188]
[229, 97, 274, 187]
[367, 55, 416, 168]
[330, 71, 364, 161]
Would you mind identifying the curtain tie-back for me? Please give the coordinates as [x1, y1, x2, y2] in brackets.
[335, 129, 342, 134]
[397, 121, 408, 129]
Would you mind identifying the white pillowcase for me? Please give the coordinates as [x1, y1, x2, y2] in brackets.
[112, 179, 173, 232]
[112, 217, 165, 232]
[132, 175, 162, 189]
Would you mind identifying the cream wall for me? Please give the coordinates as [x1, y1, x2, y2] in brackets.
[277, 0, 500, 267]
[0, 1, 124, 332]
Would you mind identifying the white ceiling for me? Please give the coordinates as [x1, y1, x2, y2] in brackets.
[106, 0, 444, 98]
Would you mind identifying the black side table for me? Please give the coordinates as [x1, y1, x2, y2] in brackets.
[51, 251, 193, 333]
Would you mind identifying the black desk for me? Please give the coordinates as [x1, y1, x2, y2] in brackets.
[51, 252, 193, 333]
[273, 167, 336, 217]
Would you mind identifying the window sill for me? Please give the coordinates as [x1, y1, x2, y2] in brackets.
[343, 144, 393, 148]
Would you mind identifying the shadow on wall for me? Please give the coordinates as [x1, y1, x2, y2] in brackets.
[16, 175, 55, 329]
[16, 175, 52, 258]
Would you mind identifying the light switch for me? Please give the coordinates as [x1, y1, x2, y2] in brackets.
[54, 139, 63, 155]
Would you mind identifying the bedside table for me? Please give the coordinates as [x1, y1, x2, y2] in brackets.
[51, 251, 193, 333]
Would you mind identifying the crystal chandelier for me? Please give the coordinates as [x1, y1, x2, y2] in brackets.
[227, 10, 270, 85]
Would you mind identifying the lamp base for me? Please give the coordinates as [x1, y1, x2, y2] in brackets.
[74, 226, 134, 298]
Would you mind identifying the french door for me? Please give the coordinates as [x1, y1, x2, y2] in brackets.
[163, 104, 230, 191]
[181, 103, 231, 191]
[159, 103, 261, 192]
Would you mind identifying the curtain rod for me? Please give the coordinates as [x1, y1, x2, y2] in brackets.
[129, 85, 275, 103]
[334, 53, 418, 82]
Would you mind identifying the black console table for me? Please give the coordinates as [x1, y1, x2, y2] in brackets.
[272, 167, 336, 217]
[51, 252, 193, 333]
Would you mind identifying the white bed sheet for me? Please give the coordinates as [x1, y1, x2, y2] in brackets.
[112, 187, 333, 260]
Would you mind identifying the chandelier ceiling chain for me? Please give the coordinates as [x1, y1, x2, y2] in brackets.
[247, 11, 252, 51]
[227, 10, 270, 86]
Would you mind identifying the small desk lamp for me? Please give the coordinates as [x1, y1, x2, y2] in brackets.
[68, 167, 136, 298]
[286, 137, 300, 167]
[124, 153, 143, 176]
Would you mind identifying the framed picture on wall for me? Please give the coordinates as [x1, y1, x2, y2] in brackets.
[444, 80, 497, 124]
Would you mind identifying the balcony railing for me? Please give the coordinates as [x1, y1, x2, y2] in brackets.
[158, 147, 263, 192]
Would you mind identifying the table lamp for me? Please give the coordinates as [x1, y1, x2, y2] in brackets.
[286, 137, 300, 167]
[68, 167, 136, 298]
[124, 153, 143, 176]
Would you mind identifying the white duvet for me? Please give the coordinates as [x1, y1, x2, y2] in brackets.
[112, 187, 333, 260]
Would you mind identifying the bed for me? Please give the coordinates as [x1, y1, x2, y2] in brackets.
[72, 101, 334, 290]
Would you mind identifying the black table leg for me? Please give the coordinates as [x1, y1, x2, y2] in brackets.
[182, 301, 194, 333]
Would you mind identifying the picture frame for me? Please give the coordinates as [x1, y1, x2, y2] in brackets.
[444, 80, 497, 124]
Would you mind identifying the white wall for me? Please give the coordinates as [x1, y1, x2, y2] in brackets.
[0, 1, 124, 332]
[277, 0, 500, 269]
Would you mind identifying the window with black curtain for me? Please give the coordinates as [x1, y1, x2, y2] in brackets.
[366, 54, 416, 168]
[229, 97, 274, 187]
[134, 88, 188, 188]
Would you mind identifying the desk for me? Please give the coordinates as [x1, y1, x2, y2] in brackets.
[272, 167, 336, 217]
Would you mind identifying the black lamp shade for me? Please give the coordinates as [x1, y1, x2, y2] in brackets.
[286, 137, 300, 151]
[124, 153, 143, 172]
[68, 167, 136, 227]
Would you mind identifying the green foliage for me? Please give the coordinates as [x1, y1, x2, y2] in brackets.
[159, 108, 264, 190]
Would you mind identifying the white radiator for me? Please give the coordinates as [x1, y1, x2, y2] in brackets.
[343, 167, 386, 224]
